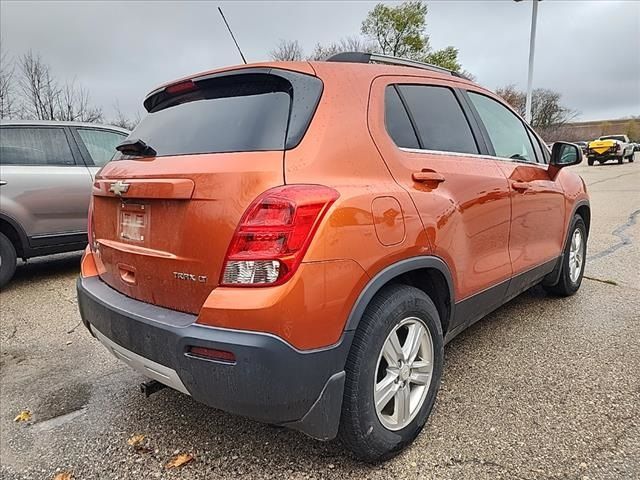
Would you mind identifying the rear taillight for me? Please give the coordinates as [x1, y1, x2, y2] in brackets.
[220, 185, 339, 287]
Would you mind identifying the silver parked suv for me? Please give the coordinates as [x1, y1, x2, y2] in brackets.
[0, 121, 129, 287]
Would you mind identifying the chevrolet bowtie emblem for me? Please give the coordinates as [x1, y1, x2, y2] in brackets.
[109, 180, 130, 196]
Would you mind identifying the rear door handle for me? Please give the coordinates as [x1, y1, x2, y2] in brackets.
[0, 181, 7, 186]
[511, 181, 531, 191]
[412, 171, 445, 183]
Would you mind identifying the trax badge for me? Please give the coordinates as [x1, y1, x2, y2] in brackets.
[173, 272, 208, 283]
[109, 180, 130, 196]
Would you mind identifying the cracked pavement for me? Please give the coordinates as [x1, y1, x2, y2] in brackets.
[1, 156, 639, 479]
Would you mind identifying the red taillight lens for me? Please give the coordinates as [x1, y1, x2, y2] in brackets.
[220, 185, 339, 287]
[165, 80, 196, 95]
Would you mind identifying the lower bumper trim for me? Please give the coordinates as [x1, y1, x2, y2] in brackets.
[92, 326, 190, 395]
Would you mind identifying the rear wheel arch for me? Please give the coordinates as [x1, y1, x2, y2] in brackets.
[345, 256, 454, 337]
[0, 215, 27, 259]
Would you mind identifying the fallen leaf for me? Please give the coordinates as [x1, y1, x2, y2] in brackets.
[14, 410, 31, 422]
[53, 472, 72, 480]
[166, 453, 194, 469]
[127, 434, 152, 453]
[127, 434, 145, 447]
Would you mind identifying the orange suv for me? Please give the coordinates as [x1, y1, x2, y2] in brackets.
[77, 52, 590, 461]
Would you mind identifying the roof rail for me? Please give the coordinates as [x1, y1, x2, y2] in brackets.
[326, 51, 464, 78]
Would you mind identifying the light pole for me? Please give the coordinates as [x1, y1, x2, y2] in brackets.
[515, 0, 541, 124]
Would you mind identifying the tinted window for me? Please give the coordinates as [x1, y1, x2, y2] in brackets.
[122, 75, 293, 157]
[78, 129, 126, 166]
[385, 86, 419, 149]
[468, 92, 536, 163]
[0, 127, 74, 165]
[526, 128, 545, 164]
[397, 85, 478, 154]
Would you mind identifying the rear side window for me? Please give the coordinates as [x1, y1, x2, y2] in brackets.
[123, 71, 322, 158]
[396, 85, 478, 154]
[385, 86, 419, 149]
[467, 92, 536, 163]
[77, 129, 127, 166]
[0, 127, 74, 165]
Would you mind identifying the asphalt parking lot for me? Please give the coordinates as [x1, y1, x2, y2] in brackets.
[1, 156, 639, 480]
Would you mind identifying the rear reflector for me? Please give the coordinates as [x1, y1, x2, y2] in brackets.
[188, 346, 236, 363]
[221, 185, 339, 287]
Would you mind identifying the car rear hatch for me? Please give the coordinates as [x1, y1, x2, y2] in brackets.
[90, 66, 322, 314]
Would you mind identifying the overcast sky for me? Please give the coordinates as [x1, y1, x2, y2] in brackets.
[1, 0, 638, 122]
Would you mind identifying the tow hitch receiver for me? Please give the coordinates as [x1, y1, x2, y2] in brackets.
[140, 379, 166, 397]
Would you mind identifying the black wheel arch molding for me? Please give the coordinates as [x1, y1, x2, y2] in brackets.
[344, 255, 456, 334]
[571, 199, 591, 235]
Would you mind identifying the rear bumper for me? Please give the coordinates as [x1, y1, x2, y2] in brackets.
[77, 276, 352, 440]
[587, 150, 620, 158]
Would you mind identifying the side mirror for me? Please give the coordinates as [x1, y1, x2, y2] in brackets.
[550, 141, 582, 167]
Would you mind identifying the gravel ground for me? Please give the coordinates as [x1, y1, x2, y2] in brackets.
[1, 157, 639, 479]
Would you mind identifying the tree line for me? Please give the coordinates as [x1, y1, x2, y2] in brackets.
[0, 45, 139, 130]
[270, 1, 468, 76]
[2, 0, 579, 136]
[270, 0, 576, 135]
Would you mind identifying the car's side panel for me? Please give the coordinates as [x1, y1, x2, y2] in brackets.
[0, 164, 92, 239]
[496, 161, 566, 278]
[459, 85, 568, 277]
[0, 125, 94, 251]
[367, 75, 513, 305]
[557, 169, 590, 238]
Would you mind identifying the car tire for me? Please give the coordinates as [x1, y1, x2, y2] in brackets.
[0, 232, 17, 289]
[587, 158, 594, 166]
[543, 215, 587, 297]
[338, 284, 444, 462]
[618, 156, 623, 164]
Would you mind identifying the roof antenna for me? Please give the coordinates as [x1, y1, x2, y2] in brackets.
[218, 6, 247, 64]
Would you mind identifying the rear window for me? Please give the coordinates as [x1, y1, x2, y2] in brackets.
[121, 71, 322, 158]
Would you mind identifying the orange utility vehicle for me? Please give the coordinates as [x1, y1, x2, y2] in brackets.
[77, 53, 590, 461]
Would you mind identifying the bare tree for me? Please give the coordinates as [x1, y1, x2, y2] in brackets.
[0, 42, 16, 119]
[496, 84, 576, 133]
[111, 101, 141, 131]
[56, 80, 103, 122]
[270, 40, 304, 61]
[307, 36, 375, 61]
[18, 50, 60, 120]
[17, 50, 103, 122]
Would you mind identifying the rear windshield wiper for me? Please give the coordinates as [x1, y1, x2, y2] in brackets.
[116, 138, 157, 157]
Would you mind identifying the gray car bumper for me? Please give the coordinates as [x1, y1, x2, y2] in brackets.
[77, 276, 352, 440]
